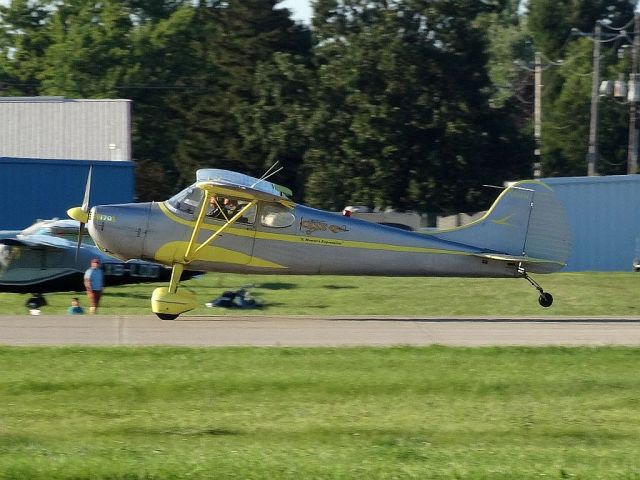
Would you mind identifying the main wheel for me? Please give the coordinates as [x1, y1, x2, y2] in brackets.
[156, 312, 179, 320]
[538, 292, 553, 308]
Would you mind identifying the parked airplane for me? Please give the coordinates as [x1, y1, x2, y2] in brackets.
[68, 168, 572, 319]
[0, 218, 198, 296]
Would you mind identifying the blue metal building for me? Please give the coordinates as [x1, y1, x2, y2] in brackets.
[0, 157, 135, 230]
[541, 174, 640, 271]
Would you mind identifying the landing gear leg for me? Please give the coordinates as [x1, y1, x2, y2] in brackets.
[518, 265, 553, 307]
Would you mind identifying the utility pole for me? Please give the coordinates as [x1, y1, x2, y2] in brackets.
[534, 51, 542, 178]
[587, 22, 601, 176]
[627, 12, 640, 174]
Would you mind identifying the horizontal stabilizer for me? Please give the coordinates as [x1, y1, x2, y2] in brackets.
[472, 253, 566, 274]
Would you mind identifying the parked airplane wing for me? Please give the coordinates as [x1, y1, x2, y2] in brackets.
[0, 237, 67, 251]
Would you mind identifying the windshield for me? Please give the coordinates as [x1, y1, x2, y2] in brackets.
[166, 186, 204, 215]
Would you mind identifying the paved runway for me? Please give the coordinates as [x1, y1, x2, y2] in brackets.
[2, 315, 640, 346]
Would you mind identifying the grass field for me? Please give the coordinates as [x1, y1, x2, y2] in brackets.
[1, 346, 639, 479]
[2, 274, 639, 478]
[0, 272, 638, 316]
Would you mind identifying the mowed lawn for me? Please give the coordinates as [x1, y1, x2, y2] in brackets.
[0, 272, 638, 316]
[0, 346, 639, 479]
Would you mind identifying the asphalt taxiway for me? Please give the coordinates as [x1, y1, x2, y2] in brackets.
[1, 315, 640, 346]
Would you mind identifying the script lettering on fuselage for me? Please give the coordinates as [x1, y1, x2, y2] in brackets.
[299, 218, 348, 236]
[299, 237, 343, 246]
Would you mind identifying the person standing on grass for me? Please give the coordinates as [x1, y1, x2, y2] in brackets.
[84, 258, 104, 314]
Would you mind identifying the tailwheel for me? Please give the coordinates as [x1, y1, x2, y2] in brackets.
[538, 292, 553, 308]
[519, 264, 553, 308]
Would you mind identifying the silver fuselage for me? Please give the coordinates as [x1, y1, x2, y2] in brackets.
[87, 201, 519, 278]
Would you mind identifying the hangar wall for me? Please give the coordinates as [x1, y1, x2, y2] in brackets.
[0, 158, 135, 230]
[0, 97, 131, 161]
[0, 96, 135, 230]
[541, 174, 640, 272]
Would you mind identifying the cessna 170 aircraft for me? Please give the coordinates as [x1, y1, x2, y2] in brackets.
[0, 218, 198, 296]
[68, 168, 571, 319]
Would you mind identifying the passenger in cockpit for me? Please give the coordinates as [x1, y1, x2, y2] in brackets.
[207, 197, 241, 220]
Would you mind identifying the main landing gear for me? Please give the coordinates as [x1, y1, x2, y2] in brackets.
[151, 264, 196, 320]
[519, 265, 553, 308]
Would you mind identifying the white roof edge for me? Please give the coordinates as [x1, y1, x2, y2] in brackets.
[0, 97, 131, 103]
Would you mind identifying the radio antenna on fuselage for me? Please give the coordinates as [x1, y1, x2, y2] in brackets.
[483, 184, 535, 192]
[251, 161, 283, 189]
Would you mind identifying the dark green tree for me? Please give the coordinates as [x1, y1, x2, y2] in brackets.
[527, 0, 634, 176]
[542, 38, 629, 176]
[172, 0, 312, 187]
[0, 0, 52, 96]
[123, 3, 204, 200]
[235, 53, 314, 201]
[37, 1, 133, 97]
[305, 0, 531, 214]
[527, 0, 634, 58]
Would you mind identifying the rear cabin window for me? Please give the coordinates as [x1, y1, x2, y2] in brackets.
[260, 204, 295, 228]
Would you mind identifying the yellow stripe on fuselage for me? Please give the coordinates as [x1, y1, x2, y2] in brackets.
[154, 241, 286, 268]
[157, 202, 565, 269]
[158, 202, 470, 257]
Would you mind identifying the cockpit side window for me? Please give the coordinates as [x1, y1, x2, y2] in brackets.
[166, 187, 204, 215]
[260, 204, 295, 228]
[204, 196, 257, 225]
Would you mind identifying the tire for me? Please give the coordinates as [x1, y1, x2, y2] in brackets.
[538, 292, 553, 308]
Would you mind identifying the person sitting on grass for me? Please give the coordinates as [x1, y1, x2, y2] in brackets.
[67, 297, 85, 315]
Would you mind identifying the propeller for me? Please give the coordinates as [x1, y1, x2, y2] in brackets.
[67, 166, 92, 261]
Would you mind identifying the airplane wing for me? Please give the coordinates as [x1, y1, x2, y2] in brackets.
[195, 168, 294, 206]
[0, 230, 21, 240]
[194, 180, 295, 207]
[0, 236, 68, 251]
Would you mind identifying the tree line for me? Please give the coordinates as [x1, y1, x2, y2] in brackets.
[0, 0, 635, 214]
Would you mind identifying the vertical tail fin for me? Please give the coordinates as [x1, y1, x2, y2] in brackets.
[430, 181, 571, 272]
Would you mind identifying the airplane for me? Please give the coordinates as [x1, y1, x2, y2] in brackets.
[0, 217, 199, 299]
[67, 167, 572, 320]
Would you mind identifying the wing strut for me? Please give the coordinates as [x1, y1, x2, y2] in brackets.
[152, 191, 258, 320]
[183, 191, 257, 263]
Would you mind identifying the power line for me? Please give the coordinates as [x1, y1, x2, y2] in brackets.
[0, 79, 214, 91]
[600, 17, 635, 32]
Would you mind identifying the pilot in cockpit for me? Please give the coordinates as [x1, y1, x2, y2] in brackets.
[207, 196, 241, 219]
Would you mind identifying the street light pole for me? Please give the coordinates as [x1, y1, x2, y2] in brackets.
[587, 22, 601, 176]
[534, 51, 542, 178]
[627, 12, 640, 174]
